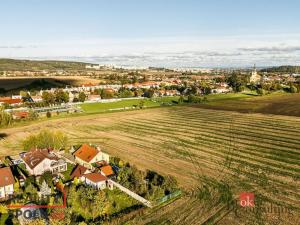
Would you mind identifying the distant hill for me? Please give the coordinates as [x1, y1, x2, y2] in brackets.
[260, 65, 300, 73]
[0, 58, 89, 71]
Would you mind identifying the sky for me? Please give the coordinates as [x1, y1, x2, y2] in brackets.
[1, 0, 300, 67]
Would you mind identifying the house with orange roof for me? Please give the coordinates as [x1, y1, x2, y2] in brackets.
[80, 172, 112, 190]
[73, 144, 109, 169]
[0, 167, 15, 199]
[0, 98, 23, 106]
[12, 111, 29, 120]
[100, 165, 114, 177]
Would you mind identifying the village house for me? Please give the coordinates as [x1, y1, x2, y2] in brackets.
[212, 83, 232, 94]
[88, 94, 102, 102]
[30, 95, 43, 103]
[100, 165, 114, 177]
[0, 167, 15, 199]
[79, 172, 113, 190]
[12, 111, 29, 120]
[70, 164, 91, 180]
[0, 97, 23, 106]
[21, 149, 67, 176]
[73, 144, 110, 169]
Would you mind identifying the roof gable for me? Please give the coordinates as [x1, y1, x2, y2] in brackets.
[22, 149, 59, 169]
[70, 165, 89, 179]
[0, 167, 14, 187]
[73, 144, 100, 163]
[100, 165, 114, 176]
[83, 172, 107, 183]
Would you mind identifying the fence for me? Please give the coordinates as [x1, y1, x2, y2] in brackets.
[155, 190, 182, 206]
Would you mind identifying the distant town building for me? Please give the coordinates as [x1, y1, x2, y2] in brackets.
[249, 64, 261, 83]
[86, 64, 101, 70]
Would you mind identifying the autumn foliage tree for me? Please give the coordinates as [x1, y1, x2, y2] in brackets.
[22, 130, 68, 151]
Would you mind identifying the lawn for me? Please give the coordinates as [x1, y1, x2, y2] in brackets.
[80, 96, 179, 113]
[105, 189, 140, 216]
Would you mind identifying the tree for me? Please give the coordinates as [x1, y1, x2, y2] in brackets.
[42, 91, 55, 105]
[0, 204, 8, 214]
[55, 90, 69, 104]
[256, 88, 265, 96]
[118, 89, 133, 98]
[14, 180, 20, 194]
[100, 89, 114, 99]
[178, 95, 184, 104]
[187, 95, 202, 103]
[78, 92, 87, 102]
[138, 100, 145, 109]
[22, 129, 68, 151]
[143, 89, 154, 98]
[132, 75, 138, 84]
[142, 74, 149, 82]
[39, 171, 53, 185]
[248, 82, 257, 91]
[226, 73, 245, 93]
[28, 109, 39, 120]
[25, 183, 37, 194]
[290, 85, 298, 93]
[40, 180, 51, 196]
[0, 108, 13, 127]
[91, 191, 110, 220]
[46, 111, 52, 118]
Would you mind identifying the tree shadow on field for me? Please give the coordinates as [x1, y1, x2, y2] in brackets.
[0, 133, 8, 139]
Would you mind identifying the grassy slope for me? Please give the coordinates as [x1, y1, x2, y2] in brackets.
[0, 58, 88, 71]
[0, 76, 101, 91]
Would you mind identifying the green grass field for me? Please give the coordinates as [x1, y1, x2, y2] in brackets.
[80, 97, 179, 113]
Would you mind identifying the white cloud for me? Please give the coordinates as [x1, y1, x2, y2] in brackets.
[1, 34, 300, 67]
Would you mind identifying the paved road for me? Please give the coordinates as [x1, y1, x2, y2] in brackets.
[109, 179, 153, 208]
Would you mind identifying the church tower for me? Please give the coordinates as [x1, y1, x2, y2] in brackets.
[250, 64, 261, 83]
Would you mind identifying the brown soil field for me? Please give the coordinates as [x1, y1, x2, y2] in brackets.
[0, 76, 101, 90]
[199, 93, 300, 117]
[0, 106, 299, 224]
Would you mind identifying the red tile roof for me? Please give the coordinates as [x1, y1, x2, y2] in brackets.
[83, 172, 107, 183]
[100, 165, 114, 176]
[22, 149, 59, 169]
[70, 165, 89, 179]
[0, 98, 22, 105]
[73, 144, 99, 163]
[0, 167, 15, 187]
[95, 160, 108, 167]
[13, 111, 29, 118]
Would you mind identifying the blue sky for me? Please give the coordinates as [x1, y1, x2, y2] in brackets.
[1, 0, 300, 67]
